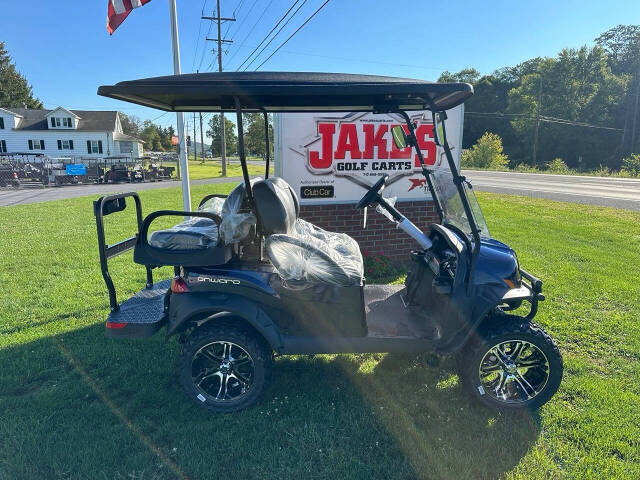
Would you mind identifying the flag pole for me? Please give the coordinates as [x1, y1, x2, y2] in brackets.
[168, 0, 191, 213]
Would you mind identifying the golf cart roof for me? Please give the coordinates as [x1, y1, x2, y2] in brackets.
[98, 72, 473, 113]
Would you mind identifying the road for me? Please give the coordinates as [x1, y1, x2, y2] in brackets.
[0, 176, 244, 207]
[2, 169, 640, 211]
[462, 170, 640, 212]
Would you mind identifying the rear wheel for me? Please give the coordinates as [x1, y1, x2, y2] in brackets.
[178, 323, 272, 413]
[457, 315, 562, 411]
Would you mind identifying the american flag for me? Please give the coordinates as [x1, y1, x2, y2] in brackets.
[107, 0, 152, 34]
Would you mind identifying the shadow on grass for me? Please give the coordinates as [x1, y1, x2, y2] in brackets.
[0, 324, 539, 480]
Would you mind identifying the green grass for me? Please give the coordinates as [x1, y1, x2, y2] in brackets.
[165, 160, 272, 180]
[1, 189, 639, 479]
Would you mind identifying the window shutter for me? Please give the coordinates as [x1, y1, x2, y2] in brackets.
[87, 140, 92, 153]
[68, 117, 72, 127]
[51, 117, 55, 128]
[0, 117, 4, 129]
[69, 140, 74, 150]
[98, 141, 103, 154]
[57, 140, 62, 150]
[28, 140, 33, 150]
[40, 140, 45, 149]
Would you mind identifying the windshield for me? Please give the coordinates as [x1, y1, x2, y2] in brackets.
[431, 168, 490, 239]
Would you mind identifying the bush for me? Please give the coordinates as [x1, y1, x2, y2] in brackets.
[461, 132, 509, 170]
[621, 153, 640, 177]
[362, 250, 401, 280]
[546, 158, 570, 174]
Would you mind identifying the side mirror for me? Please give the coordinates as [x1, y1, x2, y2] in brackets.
[432, 111, 446, 146]
[391, 125, 407, 149]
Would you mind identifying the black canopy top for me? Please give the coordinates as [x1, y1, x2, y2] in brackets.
[98, 71, 473, 113]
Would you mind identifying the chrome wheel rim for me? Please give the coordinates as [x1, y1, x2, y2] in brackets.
[478, 340, 549, 404]
[191, 341, 255, 402]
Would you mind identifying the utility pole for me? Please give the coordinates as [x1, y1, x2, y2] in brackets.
[199, 112, 206, 163]
[532, 76, 542, 167]
[203, 1, 235, 177]
[193, 112, 198, 162]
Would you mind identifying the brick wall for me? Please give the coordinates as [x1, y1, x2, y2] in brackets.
[299, 201, 439, 264]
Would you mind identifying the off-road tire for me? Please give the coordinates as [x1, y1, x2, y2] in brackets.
[179, 322, 272, 413]
[457, 314, 563, 411]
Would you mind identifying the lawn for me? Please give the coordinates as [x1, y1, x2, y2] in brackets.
[0, 187, 639, 479]
[168, 159, 273, 180]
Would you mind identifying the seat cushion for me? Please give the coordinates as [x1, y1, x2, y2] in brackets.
[265, 219, 363, 287]
[149, 217, 219, 251]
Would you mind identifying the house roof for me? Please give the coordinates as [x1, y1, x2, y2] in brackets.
[46, 106, 81, 119]
[6, 108, 119, 132]
[114, 132, 145, 143]
[0, 107, 23, 118]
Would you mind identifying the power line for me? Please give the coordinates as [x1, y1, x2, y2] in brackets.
[192, 0, 209, 71]
[227, 0, 276, 70]
[224, 0, 260, 66]
[464, 111, 624, 131]
[254, 0, 331, 71]
[236, 0, 302, 71]
[241, 0, 309, 71]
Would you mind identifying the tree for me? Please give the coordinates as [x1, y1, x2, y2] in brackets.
[119, 113, 141, 137]
[595, 25, 640, 154]
[438, 68, 481, 84]
[507, 47, 628, 168]
[0, 42, 42, 108]
[207, 115, 237, 157]
[595, 25, 640, 75]
[244, 113, 273, 158]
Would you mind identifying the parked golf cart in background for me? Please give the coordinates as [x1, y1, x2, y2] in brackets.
[0, 155, 20, 188]
[94, 72, 562, 413]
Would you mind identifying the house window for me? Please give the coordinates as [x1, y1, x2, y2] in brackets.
[58, 140, 74, 150]
[87, 140, 103, 154]
[63, 117, 72, 127]
[0, 140, 6, 153]
[29, 140, 45, 150]
[0, 117, 4, 129]
[119, 141, 133, 154]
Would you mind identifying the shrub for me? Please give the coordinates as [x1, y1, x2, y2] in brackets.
[546, 158, 570, 174]
[461, 132, 509, 170]
[362, 250, 401, 280]
[621, 153, 640, 177]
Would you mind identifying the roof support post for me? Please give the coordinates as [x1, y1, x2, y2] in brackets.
[234, 96, 256, 209]
[263, 111, 270, 179]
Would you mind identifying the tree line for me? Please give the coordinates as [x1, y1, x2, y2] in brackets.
[442, 24, 640, 171]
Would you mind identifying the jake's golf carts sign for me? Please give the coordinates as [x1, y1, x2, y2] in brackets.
[274, 106, 463, 203]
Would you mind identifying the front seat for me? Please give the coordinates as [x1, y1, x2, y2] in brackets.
[255, 177, 363, 287]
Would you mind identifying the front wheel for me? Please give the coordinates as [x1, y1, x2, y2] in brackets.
[457, 315, 562, 411]
[178, 323, 272, 413]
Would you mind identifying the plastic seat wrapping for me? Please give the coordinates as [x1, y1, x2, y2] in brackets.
[266, 219, 364, 287]
[148, 180, 258, 251]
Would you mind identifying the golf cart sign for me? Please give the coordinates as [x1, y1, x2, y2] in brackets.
[275, 106, 463, 203]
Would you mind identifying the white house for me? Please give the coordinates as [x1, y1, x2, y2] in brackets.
[0, 106, 144, 159]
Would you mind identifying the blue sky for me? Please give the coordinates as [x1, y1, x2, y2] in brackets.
[1, 0, 638, 135]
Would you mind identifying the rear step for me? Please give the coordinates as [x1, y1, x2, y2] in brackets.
[106, 279, 170, 339]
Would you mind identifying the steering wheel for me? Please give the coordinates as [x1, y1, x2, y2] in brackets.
[356, 175, 388, 209]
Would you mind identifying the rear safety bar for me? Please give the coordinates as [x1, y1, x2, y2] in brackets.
[94, 192, 151, 312]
